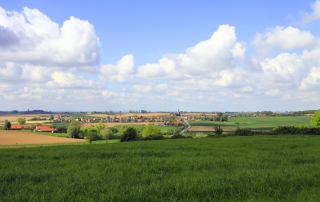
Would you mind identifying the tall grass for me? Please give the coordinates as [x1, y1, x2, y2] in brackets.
[1, 136, 320, 201]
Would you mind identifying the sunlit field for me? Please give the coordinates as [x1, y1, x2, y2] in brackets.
[1, 136, 320, 201]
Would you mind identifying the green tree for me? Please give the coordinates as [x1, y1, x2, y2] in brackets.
[214, 125, 223, 135]
[95, 122, 105, 133]
[16, 117, 26, 125]
[311, 110, 320, 127]
[101, 128, 117, 140]
[69, 120, 83, 128]
[120, 127, 138, 142]
[67, 126, 80, 138]
[142, 124, 160, 138]
[2, 120, 11, 130]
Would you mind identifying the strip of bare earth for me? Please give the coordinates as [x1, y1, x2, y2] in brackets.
[0, 130, 86, 145]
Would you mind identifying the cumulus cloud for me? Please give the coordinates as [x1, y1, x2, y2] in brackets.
[0, 7, 100, 67]
[100, 54, 134, 82]
[136, 24, 243, 87]
[301, 0, 320, 24]
[253, 26, 316, 56]
[46, 72, 104, 89]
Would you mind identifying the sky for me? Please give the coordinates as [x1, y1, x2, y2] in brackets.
[0, 0, 320, 112]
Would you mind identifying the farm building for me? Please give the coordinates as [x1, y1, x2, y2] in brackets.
[34, 125, 58, 133]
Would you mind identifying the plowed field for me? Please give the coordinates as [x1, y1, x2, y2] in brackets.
[0, 131, 86, 145]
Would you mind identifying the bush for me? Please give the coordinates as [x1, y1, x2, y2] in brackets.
[67, 126, 80, 138]
[233, 127, 252, 136]
[120, 127, 138, 142]
[214, 125, 223, 135]
[170, 134, 185, 139]
[87, 132, 102, 143]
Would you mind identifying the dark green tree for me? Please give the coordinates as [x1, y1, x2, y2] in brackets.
[2, 120, 11, 130]
[120, 127, 138, 142]
[67, 126, 80, 138]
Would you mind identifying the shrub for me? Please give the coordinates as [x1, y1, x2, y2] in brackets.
[120, 127, 138, 142]
[214, 125, 223, 135]
[233, 127, 252, 136]
[67, 126, 80, 138]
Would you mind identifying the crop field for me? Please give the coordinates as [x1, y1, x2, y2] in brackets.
[82, 122, 147, 128]
[1, 136, 320, 201]
[0, 130, 85, 145]
[0, 114, 52, 122]
[190, 116, 311, 130]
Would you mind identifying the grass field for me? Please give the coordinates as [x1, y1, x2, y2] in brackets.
[1, 136, 320, 201]
[190, 116, 312, 130]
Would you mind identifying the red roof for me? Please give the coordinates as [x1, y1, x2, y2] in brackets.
[36, 125, 55, 132]
[10, 125, 26, 130]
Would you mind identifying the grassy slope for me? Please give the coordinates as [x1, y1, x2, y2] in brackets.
[1, 136, 320, 201]
[190, 116, 311, 130]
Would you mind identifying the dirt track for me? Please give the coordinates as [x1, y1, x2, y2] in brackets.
[0, 131, 86, 145]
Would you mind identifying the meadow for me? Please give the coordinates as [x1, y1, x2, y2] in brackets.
[190, 116, 312, 130]
[1, 136, 320, 201]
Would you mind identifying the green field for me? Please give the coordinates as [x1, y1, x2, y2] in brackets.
[190, 116, 312, 130]
[1, 136, 320, 201]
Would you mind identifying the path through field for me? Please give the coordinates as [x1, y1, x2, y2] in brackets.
[0, 131, 86, 145]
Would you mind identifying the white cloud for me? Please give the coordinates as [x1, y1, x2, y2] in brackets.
[0, 7, 100, 67]
[301, 0, 320, 24]
[100, 54, 134, 82]
[260, 53, 307, 88]
[46, 72, 104, 88]
[137, 24, 239, 80]
[300, 66, 320, 90]
[253, 26, 316, 56]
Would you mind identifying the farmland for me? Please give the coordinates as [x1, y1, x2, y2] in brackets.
[189, 116, 312, 131]
[1, 136, 320, 201]
[0, 130, 85, 145]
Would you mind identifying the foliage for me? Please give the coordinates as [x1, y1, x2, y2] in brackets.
[233, 127, 253, 136]
[170, 134, 186, 139]
[16, 117, 26, 125]
[141, 124, 161, 138]
[100, 128, 120, 140]
[213, 125, 223, 135]
[69, 120, 83, 128]
[50, 123, 57, 128]
[2, 120, 11, 130]
[311, 110, 320, 127]
[57, 126, 67, 133]
[94, 122, 105, 133]
[120, 127, 138, 142]
[67, 126, 80, 138]
[86, 130, 101, 143]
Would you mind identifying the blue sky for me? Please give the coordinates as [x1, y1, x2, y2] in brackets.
[0, 0, 320, 112]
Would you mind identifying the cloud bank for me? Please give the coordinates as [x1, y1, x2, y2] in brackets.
[1, 4, 320, 111]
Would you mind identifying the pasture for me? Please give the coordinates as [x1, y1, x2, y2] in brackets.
[189, 116, 311, 130]
[1, 136, 320, 201]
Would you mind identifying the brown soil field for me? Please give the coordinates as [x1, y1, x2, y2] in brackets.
[82, 122, 147, 128]
[188, 126, 235, 132]
[88, 113, 170, 118]
[0, 114, 53, 122]
[0, 130, 86, 145]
